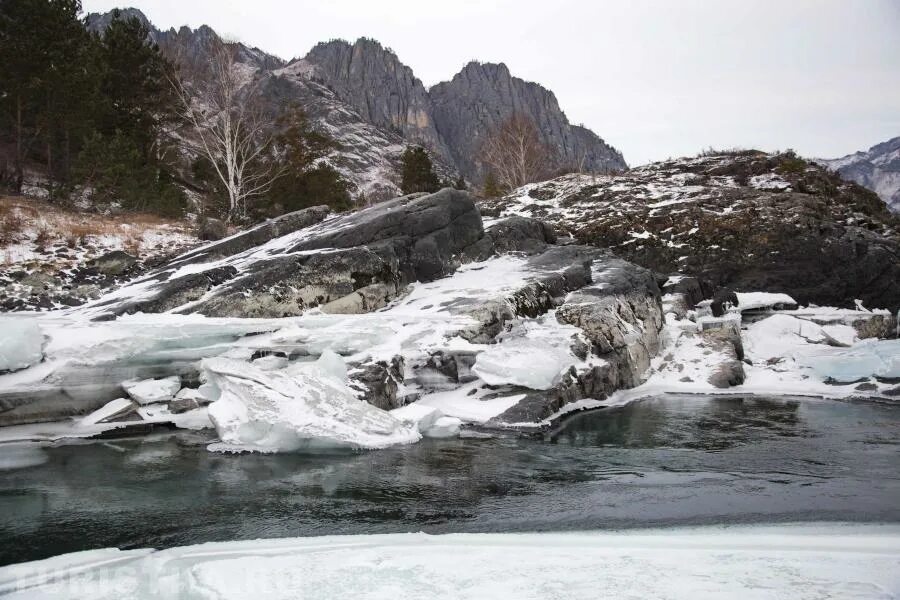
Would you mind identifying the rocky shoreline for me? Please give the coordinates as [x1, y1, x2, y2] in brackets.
[1, 155, 898, 449]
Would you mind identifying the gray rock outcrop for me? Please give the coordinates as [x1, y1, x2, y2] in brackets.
[84, 189, 484, 320]
[484, 151, 900, 312]
[429, 62, 627, 180]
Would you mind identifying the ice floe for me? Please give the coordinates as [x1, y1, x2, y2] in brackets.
[122, 376, 181, 405]
[801, 339, 900, 382]
[0, 317, 43, 373]
[203, 357, 420, 452]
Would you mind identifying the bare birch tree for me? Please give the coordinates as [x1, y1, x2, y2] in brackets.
[169, 38, 282, 221]
[478, 114, 555, 193]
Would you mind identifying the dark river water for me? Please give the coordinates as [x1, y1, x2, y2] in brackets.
[1, 395, 899, 567]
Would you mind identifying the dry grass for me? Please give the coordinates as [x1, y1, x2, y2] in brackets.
[0, 195, 195, 267]
[0, 208, 25, 245]
[1, 196, 190, 242]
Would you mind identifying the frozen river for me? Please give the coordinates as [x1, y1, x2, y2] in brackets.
[1, 395, 899, 567]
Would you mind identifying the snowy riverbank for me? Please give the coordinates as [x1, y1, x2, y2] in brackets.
[1, 523, 898, 599]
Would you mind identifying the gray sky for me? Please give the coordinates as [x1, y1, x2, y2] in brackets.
[82, 0, 900, 166]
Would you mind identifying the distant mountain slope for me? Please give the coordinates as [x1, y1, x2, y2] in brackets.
[85, 9, 626, 200]
[820, 136, 900, 213]
[430, 62, 626, 180]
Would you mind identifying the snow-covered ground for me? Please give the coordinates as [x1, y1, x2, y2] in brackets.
[0, 196, 198, 311]
[1, 524, 897, 599]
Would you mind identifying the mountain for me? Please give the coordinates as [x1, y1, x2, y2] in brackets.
[299, 39, 455, 167]
[820, 136, 900, 213]
[84, 9, 626, 200]
[482, 150, 900, 312]
[430, 61, 626, 180]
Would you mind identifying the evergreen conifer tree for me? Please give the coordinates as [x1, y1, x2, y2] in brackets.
[399, 146, 440, 194]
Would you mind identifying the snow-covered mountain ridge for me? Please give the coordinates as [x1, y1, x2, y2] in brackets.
[819, 136, 900, 213]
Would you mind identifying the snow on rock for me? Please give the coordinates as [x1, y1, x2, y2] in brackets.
[122, 376, 182, 405]
[417, 383, 526, 424]
[2, 524, 898, 599]
[734, 292, 797, 311]
[743, 314, 833, 357]
[203, 357, 420, 452]
[749, 172, 792, 191]
[0, 317, 43, 373]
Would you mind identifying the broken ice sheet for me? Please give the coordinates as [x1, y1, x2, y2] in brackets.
[801, 339, 900, 382]
[0, 317, 43, 373]
[203, 357, 420, 453]
[472, 311, 585, 390]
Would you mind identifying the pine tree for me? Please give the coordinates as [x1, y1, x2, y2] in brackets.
[453, 176, 467, 190]
[257, 107, 352, 219]
[482, 171, 506, 198]
[97, 11, 178, 160]
[0, 0, 90, 194]
[72, 11, 184, 215]
[399, 146, 440, 195]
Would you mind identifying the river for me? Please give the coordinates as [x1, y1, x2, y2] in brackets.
[1, 394, 898, 567]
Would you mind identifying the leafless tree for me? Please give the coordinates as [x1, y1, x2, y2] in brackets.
[168, 38, 282, 221]
[478, 114, 556, 192]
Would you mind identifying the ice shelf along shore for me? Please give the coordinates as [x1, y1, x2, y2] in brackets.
[0, 238, 898, 450]
[0, 524, 898, 599]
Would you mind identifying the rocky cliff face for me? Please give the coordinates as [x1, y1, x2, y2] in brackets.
[85, 9, 625, 198]
[430, 62, 627, 180]
[301, 39, 454, 166]
[820, 136, 900, 213]
[85, 10, 285, 72]
[483, 151, 900, 312]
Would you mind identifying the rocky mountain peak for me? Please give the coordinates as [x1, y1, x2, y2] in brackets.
[454, 61, 513, 81]
[85, 7, 154, 38]
[301, 37, 453, 165]
[430, 61, 626, 181]
[821, 136, 900, 212]
[82, 8, 626, 195]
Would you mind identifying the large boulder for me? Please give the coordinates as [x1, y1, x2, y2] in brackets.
[198, 218, 227, 241]
[483, 152, 900, 312]
[82, 190, 484, 319]
[87, 251, 137, 277]
[491, 257, 664, 424]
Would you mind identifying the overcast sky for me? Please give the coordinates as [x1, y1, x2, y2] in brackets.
[82, 0, 900, 166]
